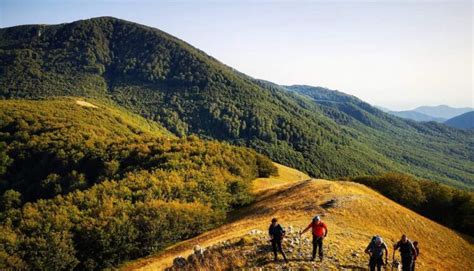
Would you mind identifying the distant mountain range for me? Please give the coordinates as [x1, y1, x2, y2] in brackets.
[445, 111, 474, 130]
[388, 110, 447, 122]
[380, 105, 473, 123]
[415, 105, 473, 119]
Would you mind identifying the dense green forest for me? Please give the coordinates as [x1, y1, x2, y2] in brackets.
[0, 98, 277, 270]
[345, 173, 473, 235]
[284, 85, 474, 188]
[0, 17, 473, 188]
[1, 17, 472, 188]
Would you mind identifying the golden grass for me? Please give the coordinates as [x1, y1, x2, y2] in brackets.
[251, 162, 310, 193]
[75, 100, 98, 108]
[121, 164, 474, 271]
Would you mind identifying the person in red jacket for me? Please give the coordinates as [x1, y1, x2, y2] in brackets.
[301, 215, 328, 261]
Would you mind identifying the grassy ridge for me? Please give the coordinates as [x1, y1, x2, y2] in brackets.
[345, 173, 474, 235]
[124, 177, 474, 271]
[0, 98, 277, 270]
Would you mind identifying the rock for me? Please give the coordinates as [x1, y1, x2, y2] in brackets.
[193, 245, 205, 256]
[172, 256, 186, 267]
[186, 254, 198, 264]
[249, 229, 263, 235]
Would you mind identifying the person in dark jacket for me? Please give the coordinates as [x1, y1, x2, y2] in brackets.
[268, 218, 288, 263]
[393, 235, 417, 271]
[365, 236, 388, 271]
[412, 241, 419, 271]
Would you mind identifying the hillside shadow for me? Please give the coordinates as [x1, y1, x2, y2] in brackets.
[226, 179, 314, 223]
[454, 231, 474, 245]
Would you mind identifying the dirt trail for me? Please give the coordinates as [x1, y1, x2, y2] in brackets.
[121, 164, 309, 270]
[121, 165, 474, 271]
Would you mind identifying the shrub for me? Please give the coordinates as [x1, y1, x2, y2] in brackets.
[348, 173, 473, 235]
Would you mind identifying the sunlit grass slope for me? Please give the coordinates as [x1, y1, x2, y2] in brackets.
[123, 166, 474, 271]
[1, 97, 171, 138]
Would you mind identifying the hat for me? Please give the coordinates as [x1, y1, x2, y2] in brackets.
[313, 215, 321, 221]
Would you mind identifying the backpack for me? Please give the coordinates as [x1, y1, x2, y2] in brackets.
[370, 235, 379, 247]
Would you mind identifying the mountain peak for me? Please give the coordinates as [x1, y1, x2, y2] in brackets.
[414, 105, 473, 119]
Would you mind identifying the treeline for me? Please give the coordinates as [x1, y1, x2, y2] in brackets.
[346, 173, 473, 235]
[0, 99, 277, 270]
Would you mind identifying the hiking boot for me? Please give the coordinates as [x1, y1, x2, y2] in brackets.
[319, 256, 324, 262]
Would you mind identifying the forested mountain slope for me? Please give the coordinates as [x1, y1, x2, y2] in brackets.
[445, 111, 474, 130]
[1, 17, 472, 188]
[284, 85, 474, 188]
[0, 98, 277, 270]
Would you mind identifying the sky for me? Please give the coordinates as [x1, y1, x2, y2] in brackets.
[1, 0, 472, 110]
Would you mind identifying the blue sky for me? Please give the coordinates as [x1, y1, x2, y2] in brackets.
[1, 0, 472, 110]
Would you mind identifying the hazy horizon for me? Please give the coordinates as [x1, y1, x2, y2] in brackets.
[1, 0, 472, 110]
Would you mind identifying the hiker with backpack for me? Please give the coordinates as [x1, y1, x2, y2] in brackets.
[300, 215, 328, 261]
[365, 236, 388, 271]
[393, 235, 417, 271]
[412, 241, 419, 270]
[268, 218, 288, 263]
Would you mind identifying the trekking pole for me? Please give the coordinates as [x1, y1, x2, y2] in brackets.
[298, 232, 303, 260]
[391, 250, 395, 271]
[299, 234, 302, 259]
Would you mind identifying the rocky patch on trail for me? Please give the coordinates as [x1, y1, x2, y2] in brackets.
[166, 225, 370, 270]
[320, 199, 337, 209]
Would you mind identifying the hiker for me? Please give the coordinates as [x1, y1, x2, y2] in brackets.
[393, 235, 417, 271]
[268, 218, 288, 263]
[412, 241, 419, 270]
[365, 236, 388, 271]
[300, 215, 328, 261]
